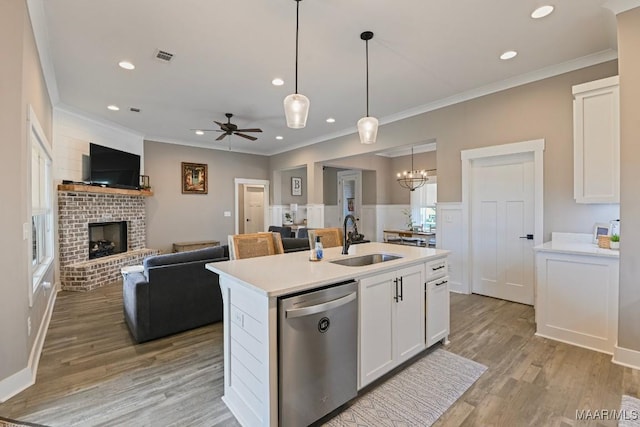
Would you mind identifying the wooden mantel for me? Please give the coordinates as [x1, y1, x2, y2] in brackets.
[57, 184, 153, 197]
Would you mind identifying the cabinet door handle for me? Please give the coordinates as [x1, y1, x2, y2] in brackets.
[393, 278, 399, 302]
[399, 276, 404, 301]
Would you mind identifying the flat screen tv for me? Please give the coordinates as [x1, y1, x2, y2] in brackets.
[89, 143, 140, 189]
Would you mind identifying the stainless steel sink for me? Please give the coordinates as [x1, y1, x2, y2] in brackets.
[330, 253, 403, 267]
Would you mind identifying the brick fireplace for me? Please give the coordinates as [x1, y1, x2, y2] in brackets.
[58, 185, 159, 291]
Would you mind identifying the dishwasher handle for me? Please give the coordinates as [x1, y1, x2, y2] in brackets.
[285, 292, 357, 319]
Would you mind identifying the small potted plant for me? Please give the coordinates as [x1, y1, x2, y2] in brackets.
[284, 212, 293, 225]
[610, 234, 620, 250]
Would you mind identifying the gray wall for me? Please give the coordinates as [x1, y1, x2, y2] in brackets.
[389, 151, 437, 205]
[271, 61, 620, 240]
[144, 140, 269, 253]
[0, 0, 54, 385]
[280, 167, 307, 205]
[618, 7, 640, 352]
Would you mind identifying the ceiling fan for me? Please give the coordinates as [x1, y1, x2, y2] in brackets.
[194, 113, 263, 141]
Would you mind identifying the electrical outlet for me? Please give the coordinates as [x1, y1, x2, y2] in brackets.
[27, 317, 32, 336]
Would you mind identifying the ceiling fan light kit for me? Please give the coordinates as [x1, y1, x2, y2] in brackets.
[284, 0, 310, 129]
[358, 30, 378, 144]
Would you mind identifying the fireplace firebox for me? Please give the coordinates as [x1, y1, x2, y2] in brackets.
[88, 221, 127, 259]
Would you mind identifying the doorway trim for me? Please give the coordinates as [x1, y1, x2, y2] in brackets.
[461, 139, 544, 294]
[234, 178, 270, 234]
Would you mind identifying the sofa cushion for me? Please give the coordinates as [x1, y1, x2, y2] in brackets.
[144, 245, 228, 269]
[282, 237, 310, 253]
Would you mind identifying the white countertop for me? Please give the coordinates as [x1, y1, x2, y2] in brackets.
[533, 232, 619, 258]
[206, 242, 450, 297]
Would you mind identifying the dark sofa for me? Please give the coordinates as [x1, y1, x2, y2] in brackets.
[282, 237, 310, 253]
[123, 245, 229, 343]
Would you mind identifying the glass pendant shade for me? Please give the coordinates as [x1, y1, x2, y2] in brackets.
[357, 116, 378, 145]
[284, 93, 310, 129]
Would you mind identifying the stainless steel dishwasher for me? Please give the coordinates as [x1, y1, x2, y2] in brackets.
[279, 280, 358, 426]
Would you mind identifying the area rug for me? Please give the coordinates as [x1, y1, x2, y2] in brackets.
[619, 395, 640, 427]
[323, 349, 487, 427]
[0, 417, 48, 427]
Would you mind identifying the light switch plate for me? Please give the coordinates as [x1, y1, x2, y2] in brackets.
[224, 211, 231, 217]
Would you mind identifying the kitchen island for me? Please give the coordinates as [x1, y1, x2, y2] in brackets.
[206, 242, 450, 426]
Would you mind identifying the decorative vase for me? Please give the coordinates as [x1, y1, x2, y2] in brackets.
[610, 241, 620, 250]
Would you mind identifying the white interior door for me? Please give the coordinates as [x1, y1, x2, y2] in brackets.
[244, 185, 265, 234]
[337, 170, 362, 228]
[471, 152, 535, 305]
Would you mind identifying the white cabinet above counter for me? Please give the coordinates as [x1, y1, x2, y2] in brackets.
[573, 75, 619, 204]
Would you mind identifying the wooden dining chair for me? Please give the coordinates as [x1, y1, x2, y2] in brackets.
[307, 228, 344, 249]
[228, 232, 285, 260]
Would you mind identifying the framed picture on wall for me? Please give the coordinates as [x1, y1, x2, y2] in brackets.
[291, 177, 302, 196]
[182, 162, 208, 194]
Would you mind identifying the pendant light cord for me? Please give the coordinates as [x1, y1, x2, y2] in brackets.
[295, 0, 300, 95]
[365, 38, 369, 117]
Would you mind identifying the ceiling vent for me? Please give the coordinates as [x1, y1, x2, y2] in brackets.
[129, 107, 141, 113]
[154, 49, 174, 62]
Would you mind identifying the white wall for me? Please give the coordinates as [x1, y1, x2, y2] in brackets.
[53, 107, 144, 182]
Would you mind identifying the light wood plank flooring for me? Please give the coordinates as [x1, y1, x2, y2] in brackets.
[1, 282, 638, 426]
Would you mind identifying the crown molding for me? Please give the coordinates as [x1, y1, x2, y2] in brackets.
[603, 0, 640, 14]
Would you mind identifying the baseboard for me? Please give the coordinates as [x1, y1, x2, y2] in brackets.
[613, 345, 640, 370]
[0, 286, 57, 403]
[448, 280, 468, 294]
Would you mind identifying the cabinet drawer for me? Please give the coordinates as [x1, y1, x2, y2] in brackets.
[427, 275, 449, 291]
[425, 257, 448, 280]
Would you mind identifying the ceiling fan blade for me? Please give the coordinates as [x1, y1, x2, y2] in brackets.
[234, 132, 257, 141]
[190, 128, 221, 132]
[216, 133, 227, 141]
[234, 128, 263, 133]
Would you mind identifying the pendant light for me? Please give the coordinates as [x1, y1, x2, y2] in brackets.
[283, 0, 310, 129]
[397, 147, 434, 191]
[357, 31, 378, 144]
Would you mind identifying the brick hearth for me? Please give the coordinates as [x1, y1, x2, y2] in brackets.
[58, 185, 159, 291]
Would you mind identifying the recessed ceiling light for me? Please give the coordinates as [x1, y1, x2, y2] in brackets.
[107, 105, 120, 111]
[118, 61, 135, 70]
[272, 78, 284, 86]
[500, 50, 518, 60]
[195, 130, 204, 135]
[531, 5, 554, 19]
[326, 117, 336, 123]
[276, 136, 284, 140]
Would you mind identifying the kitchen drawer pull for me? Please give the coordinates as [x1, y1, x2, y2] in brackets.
[285, 292, 357, 318]
[431, 265, 445, 271]
[435, 279, 448, 287]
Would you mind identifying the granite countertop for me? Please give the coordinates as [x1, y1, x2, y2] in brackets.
[206, 242, 450, 297]
[533, 232, 619, 258]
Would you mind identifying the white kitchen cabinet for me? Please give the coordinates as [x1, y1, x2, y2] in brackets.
[534, 234, 619, 354]
[426, 275, 450, 347]
[359, 263, 425, 388]
[573, 75, 619, 203]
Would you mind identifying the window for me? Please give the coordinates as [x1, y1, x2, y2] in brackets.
[410, 178, 437, 231]
[29, 106, 53, 297]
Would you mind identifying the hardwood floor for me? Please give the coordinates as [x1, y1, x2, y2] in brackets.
[1, 283, 638, 426]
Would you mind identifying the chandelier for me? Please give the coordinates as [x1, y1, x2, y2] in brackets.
[396, 147, 435, 191]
